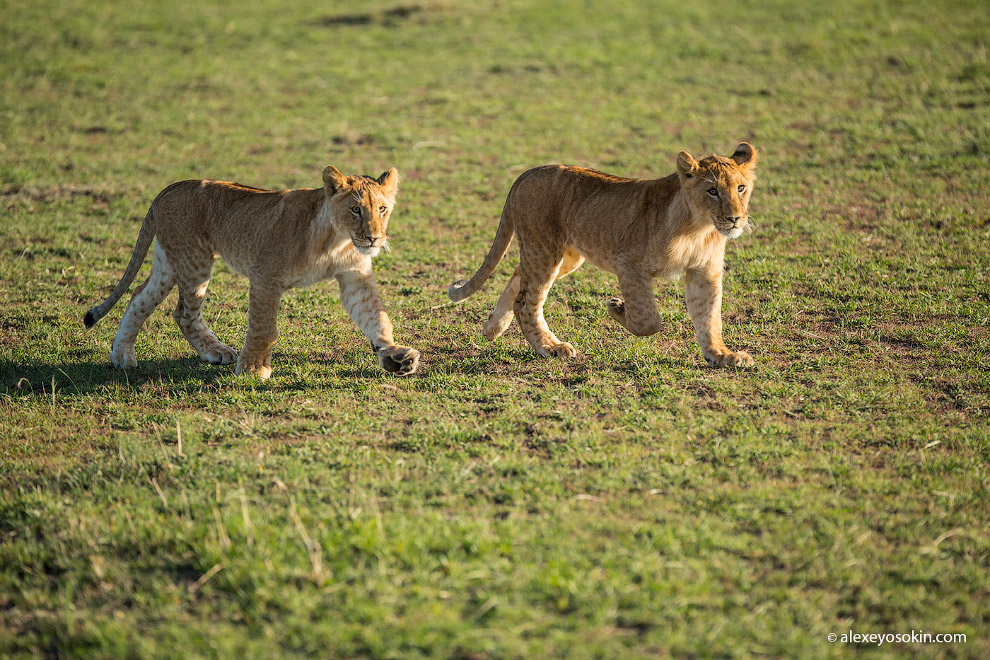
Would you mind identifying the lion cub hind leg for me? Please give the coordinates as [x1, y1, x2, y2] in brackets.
[173, 295, 238, 365]
[171, 253, 238, 366]
[485, 248, 584, 342]
[684, 269, 754, 368]
[110, 245, 176, 369]
[483, 267, 520, 340]
[513, 249, 576, 358]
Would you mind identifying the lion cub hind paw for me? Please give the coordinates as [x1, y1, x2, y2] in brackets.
[110, 346, 138, 369]
[705, 351, 755, 369]
[483, 314, 514, 341]
[379, 345, 420, 375]
[202, 344, 239, 365]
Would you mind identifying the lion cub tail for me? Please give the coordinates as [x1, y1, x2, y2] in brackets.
[83, 209, 157, 328]
[448, 205, 515, 302]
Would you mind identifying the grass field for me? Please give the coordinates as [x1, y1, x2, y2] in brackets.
[2, 0, 989, 657]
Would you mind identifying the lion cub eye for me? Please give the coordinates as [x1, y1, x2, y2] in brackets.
[707, 188, 719, 197]
[350, 206, 362, 215]
[379, 206, 388, 215]
[737, 185, 746, 193]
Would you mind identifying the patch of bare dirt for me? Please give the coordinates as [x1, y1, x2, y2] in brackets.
[314, 4, 441, 28]
[1, 184, 118, 208]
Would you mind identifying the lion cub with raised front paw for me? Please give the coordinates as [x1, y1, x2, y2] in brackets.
[84, 165, 419, 378]
[449, 143, 758, 368]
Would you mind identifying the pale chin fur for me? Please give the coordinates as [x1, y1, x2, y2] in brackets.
[719, 226, 744, 239]
[354, 244, 381, 258]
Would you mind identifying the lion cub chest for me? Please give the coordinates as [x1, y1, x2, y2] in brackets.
[648, 229, 725, 280]
[285, 233, 367, 289]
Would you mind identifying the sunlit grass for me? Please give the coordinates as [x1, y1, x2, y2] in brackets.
[1, 0, 988, 657]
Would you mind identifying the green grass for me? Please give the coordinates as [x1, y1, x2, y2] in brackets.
[2, 0, 989, 657]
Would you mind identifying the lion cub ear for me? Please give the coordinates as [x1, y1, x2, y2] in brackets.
[730, 143, 758, 169]
[676, 151, 699, 178]
[377, 167, 399, 200]
[323, 165, 349, 197]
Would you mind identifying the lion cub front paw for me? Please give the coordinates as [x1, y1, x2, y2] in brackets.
[378, 345, 420, 375]
[705, 350, 754, 369]
[236, 355, 273, 379]
[606, 297, 626, 323]
[538, 342, 576, 358]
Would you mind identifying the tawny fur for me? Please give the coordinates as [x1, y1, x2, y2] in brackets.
[449, 143, 758, 368]
[84, 165, 419, 379]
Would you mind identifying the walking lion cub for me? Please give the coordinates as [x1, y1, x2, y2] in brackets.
[84, 166, 420, 378]
[449, 143, 758, 367]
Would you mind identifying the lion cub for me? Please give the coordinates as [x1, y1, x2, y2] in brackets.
[449, 143, 758, 368]
[84, 166, 420, 378]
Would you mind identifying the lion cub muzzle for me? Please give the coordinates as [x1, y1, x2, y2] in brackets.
[717, 215, 747, 239]
[353, 241, 384, 257]
[351, 230, 388, 257]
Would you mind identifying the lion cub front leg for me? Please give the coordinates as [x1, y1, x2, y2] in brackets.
[684, 268, 753, 368]
[607, 265, 663, 337]
[337, 270, 420, 375]
[236, 284, 283, 379]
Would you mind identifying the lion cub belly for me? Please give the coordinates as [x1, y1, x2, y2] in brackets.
[566, 232, 713, 281]
[567, 245, 614, 273]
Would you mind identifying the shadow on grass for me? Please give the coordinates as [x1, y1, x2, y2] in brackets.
[0, 356, 236, 397]
[2, 351, 432, 397]
[1, 342, 708, 399]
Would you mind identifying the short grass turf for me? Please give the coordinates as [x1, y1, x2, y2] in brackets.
[1, 0, 989, 658]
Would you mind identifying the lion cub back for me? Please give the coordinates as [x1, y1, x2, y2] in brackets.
[149, 180, 325, 276]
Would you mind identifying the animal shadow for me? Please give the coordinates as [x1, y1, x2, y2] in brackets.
[0, 356, 240, 397]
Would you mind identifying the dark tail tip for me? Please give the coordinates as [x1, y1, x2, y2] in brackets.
[84, 310, 97, 328]
[448, 280, 468, 302]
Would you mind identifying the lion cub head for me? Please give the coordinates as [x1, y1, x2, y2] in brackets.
[323, 165, 399, 257]
[677, 143, 758, 239]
